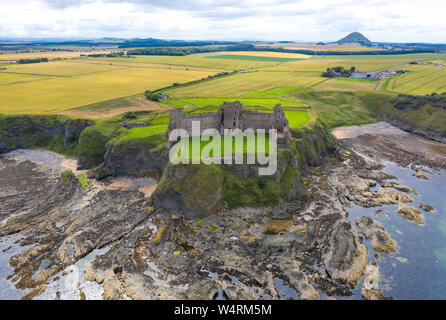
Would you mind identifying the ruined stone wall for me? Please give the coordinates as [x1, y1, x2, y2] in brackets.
[166, 101, 289, 146]
[241, 111, 275, 131]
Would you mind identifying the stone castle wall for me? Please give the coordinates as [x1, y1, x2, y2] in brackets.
[166, 101, 290, 146]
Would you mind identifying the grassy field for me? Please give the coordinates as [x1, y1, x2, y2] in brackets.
[165, 97, 304, 109]
[259, 53, 445, 72]
[315, 77, 378, 92]
[207, 54, 305, 63]
[258, 42, 386, 52]
[293, 90, 392, 128]
[163, 71, 323, 98]
[206, 51, 310, 58]
[96, 54, 281, 70]
[0, 50, 444, 131]
[0, 72, 52, 85]
[385, 64, 446, 95]
[170, 133, 273, 163]
[242, 86, 304, 97]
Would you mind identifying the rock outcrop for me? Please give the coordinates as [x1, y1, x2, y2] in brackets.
[355, 216, 395, 253]
[361, 262, 389, 300]
[153, 120, 336, 218]
[397, 203, 424, 225]
[0, 115, 93, 154]
[91, 133, 168, 179]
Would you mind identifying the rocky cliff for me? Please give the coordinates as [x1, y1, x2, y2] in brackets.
[91, 133, 169, 179]
[380, 96, 446, 143]
[0, 115, 93, 156]
[152, 120, 336, 218]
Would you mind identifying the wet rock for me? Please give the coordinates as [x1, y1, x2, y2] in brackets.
[361, 262, 390, 300]
[102, 270, 125, 300]
[355, 216, 396, 253]
[396, 257, 409, 264]
[397, 203, 424, 225]
[419, 203, 435, 212]
[380, 182, 418, 195]
[359, 188, 413, 207]
[322, 219, 368, 288]
[286, 269, 319, 300]
[414, 171, 429, 180]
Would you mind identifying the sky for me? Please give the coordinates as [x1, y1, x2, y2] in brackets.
[1, 0, 445, 43]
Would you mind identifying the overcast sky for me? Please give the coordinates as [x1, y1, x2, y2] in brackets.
[1, 0, 445, 42]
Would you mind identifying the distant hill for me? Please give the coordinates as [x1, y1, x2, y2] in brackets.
[336, 32, 372, 45]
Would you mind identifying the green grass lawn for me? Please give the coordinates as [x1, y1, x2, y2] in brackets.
[283, 110, 310, 127]
[171, 133, 273, 163]
[242, 86, 304, 97]
[294, 90, 392, 128]
[113, 124, 168, 142]
[165, 97, 304, 109]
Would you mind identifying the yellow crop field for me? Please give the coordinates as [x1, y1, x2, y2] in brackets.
[103, 53, 290, 70]
[386, 64, 446, 95]
[0, 50, 112, 60]
[258, 42, 385, 52]
[0, 66, 216, 114]
[75, 59, 223, 72]
[205, 51, 311, 59]
[2, 60, 126, 76]
[260, 53, 444, 72]
[0, 72, 52, 85]
[164, 71, 324, 98]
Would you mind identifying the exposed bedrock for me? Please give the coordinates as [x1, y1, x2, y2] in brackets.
[0, 115, 93, 154]
[0, 156, 150, 292]
[355, 216, 396, 253]
[381, 112, 446, 144]
[91, 134, 169, 180]
[84, 195, 368, 299]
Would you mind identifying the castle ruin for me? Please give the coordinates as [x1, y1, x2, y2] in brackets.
[166, 101, 290, 147]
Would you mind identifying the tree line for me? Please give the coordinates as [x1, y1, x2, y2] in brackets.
[128, 44, 436, 57]
[17, 58, 48, 64]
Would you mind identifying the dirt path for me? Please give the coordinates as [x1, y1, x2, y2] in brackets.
[59, 97, 171, 119]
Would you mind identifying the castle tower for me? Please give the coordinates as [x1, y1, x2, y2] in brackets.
[166, 108, 184, 147]
[220, 101, 243, 134]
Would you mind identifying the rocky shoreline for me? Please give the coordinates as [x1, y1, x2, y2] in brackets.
[0, 122, 445, 300]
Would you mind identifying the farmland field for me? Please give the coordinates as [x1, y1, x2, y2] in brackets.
[0, 51, 445, 125]
[0, 72, 52, 85]
[260, 53, 443, 72]
[94, 54, 280, 70]
[315, 77, 378, 91]
[385, 64, 446, 94]
[242, 86, 303, 97]
[163, 71, 323, 98]
[207, 54, 305, 63]
[165, 97, 304, 109]
[2, 60, 126, 76]
[0, 61, 217, 114]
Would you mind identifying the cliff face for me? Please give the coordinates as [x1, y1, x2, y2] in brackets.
[91, 133, 169, 179]
[380, 97, 446, 143]
[152, 120, 336, 218]
[0, 115, 93, 156]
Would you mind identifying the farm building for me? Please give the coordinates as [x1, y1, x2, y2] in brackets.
[382, 69, 398, 75]
[351, 72, 379, 80]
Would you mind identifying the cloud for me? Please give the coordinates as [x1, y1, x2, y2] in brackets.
[0, 0, 445, 42]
